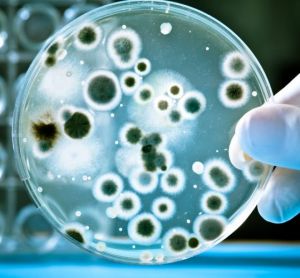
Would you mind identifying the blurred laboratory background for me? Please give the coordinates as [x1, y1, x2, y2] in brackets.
[0, 0, 299, 258]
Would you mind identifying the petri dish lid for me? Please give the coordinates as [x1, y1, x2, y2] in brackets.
[12, 0, 272, 264]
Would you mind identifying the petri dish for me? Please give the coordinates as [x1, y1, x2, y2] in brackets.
[15, 3, 60, 51]
[12, 0, 272, 264]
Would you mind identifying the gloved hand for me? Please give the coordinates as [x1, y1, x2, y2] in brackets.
[229, 74, 300, 224]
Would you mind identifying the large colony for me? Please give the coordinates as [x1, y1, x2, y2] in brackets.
[26, 18, 267, 264]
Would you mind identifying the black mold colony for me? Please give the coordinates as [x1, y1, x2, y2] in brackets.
[31, 117, 60, 152]
[66, 229, 85, 244]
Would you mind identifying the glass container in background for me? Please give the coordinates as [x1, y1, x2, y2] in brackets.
[14, 3, 60, 51]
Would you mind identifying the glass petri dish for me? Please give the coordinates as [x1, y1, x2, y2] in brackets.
[12, 0, 273, 264]
[15, 3, 60, 51]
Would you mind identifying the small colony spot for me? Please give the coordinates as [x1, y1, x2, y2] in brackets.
[188, 236, 200, 249]
[44, 55, 56, 68]
[168, 110, 182, 124]
[128, 213, 162, 245]
[64, 110, 92, 139]
[203, 158, 236, 193]
[75, 24, 102, 50]
[134, 58, 151, 76]
[154, 95, 172, 114]
[107, 28, 142, 69]
[120, 71, 141, 95]
[113, 191, 141, 220]
[222, 51, 250, 79]
[93, 172, 124, 202]
[119, 123, 143, 145]
[163, 228, 189, 254]
[167, 83, 184, 99]
[193, 215, 227, 242]
[64, 223, 87, 244]
[84, 70, 121, 111]
[178, 91, 206, 120]
[160, 22, 172, 35]
[219, 80, 250, 109]
[161, 167, 185, 195]
[151, 196, 176, 220]
[134, 84, 154, 104]
[201, 191, 228, 214]
[129, 167, 158, 194]
[243, 160, 266, 182]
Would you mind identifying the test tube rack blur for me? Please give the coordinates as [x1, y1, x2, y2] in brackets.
[0, 0, 114, 255]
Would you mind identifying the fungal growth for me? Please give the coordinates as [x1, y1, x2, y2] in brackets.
[64, 111, 91, 139]
[164, 228, 189, 254]
[219, 80, 250, 108]
[84, 70, 121, 111]
[135, 58, 151, 76]
[152, 197, 176, 220]
[161, 168, 185, 195]
[128, 213, 162, 244]
[114, 191, 141, 220]
[75, 24, 102, 50]
[93, 173, 124, 202]
[107, 28, 142, 69]
[201, 191, 227, 214]
[19, 3, 270, 264]
[203, 159, 236, 192]
[64, 223, 86, 244]
[194, 216, 226, 242]
[31, 113, 60, 153]
[222, 51, 250, 78]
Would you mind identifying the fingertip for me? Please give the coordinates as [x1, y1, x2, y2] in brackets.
[257, 168, 300, 224]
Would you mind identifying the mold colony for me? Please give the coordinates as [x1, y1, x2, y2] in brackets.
[18, 3, 270, 265]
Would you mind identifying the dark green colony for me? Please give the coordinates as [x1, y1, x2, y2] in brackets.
[169, 110, 181, 123]
[188, 237, 200, 249]
[126, 126, 142, 144]
[125, 76, 136, 88]
[225, 83, 243, 100]
[114, 37, 133, 62]
[206, 195, 222, 211]
[47, 42, 60, 55]
[136, 218, 155, 237]
[199, 218, 224, 241]
[209, 166, 229, 188]
[230, 56, 245, 72]
[169, 234, 187, 252]
[88, 74, 117, 104]
[101, 180, 118, 196]
[78, 26, 97, 45]
[64, 112, 91, 139]
[184, 97, 201, 113]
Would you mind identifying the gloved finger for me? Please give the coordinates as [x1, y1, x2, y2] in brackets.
[235, 103, 300, 170]
[274, 74, 300, 105]
[257, 167, 300, 223]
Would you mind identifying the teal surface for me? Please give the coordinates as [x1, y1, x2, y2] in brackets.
[0, 243, 299, 277]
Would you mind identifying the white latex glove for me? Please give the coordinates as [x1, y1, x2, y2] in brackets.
[229, 74, 300, 224]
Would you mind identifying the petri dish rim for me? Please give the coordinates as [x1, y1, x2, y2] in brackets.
[12, 0, 273, 264]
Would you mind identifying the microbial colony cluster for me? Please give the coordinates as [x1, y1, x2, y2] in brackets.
[15, 2, 271, 264]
